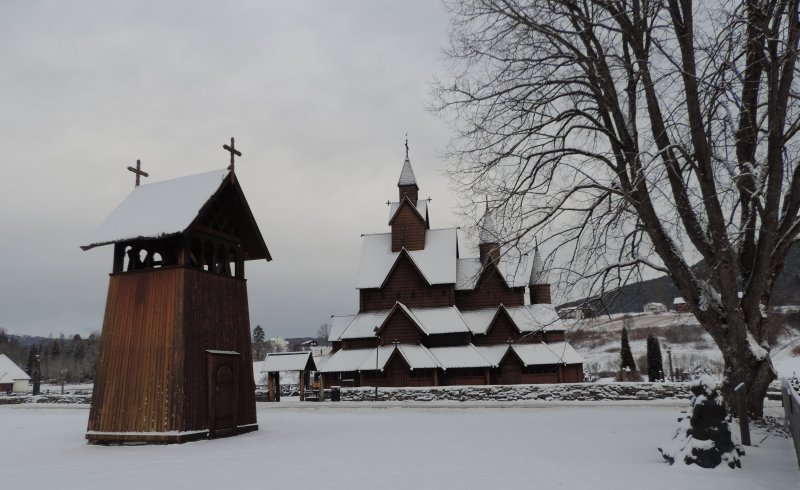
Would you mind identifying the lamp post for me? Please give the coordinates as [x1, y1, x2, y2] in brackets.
[665, 345, 675, 382]
[373, 326, 380, 402]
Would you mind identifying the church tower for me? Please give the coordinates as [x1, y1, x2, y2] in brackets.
[478, 207, 500, 264]
[81, 141, 271, 444]
[390, 142, 426, 252]
[529, 246, 552, 304]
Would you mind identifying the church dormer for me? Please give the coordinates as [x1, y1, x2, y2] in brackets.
[478, 207, 500, 264]
[529, 246, 551, 304]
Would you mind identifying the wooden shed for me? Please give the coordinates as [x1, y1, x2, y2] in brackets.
[82, 166, 271, 443]
[260, 352, 316, 401]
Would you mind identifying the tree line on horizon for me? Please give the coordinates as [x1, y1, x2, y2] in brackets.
[0, 328, 100, 383]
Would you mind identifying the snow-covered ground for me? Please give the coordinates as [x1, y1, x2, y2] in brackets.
[1, 401, 797, 489]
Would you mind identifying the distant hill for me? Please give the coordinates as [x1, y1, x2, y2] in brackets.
[561, 243, 800, 315]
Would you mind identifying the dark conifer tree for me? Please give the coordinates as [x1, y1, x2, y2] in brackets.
[620, 326, 636, 371]
[647, 333, 664, 381]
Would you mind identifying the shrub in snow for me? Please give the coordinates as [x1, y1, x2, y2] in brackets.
[659, 375, 742, 469]
[619, 326, 636, 371]
[646, 333, 664, 382]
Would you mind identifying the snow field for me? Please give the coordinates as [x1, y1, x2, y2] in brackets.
[0, 401, 797, 490]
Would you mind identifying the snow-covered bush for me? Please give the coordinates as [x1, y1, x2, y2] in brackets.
[659, 375, 742, 468]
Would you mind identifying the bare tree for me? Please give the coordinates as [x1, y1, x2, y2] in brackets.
[316, 323, 331, 340]
[433, 0, 800, 417]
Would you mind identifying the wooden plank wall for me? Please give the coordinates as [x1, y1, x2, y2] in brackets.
[88, 268, 183, 434]
[181, 269, 257, 432]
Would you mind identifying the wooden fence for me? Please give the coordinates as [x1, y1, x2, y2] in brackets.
[782, 377, 800, 469]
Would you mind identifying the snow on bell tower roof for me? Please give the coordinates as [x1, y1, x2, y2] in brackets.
[529, 246, 548, 285]
[478, 207, 498, 245]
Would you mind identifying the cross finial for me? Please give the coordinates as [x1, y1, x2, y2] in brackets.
[223, 137, 242, 172]
[405, 133, 409, 160]
[127, 159, 149, 187]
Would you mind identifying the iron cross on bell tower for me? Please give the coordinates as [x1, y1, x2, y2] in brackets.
[223, 137, 242, 172]
[127, 159, 149, 187]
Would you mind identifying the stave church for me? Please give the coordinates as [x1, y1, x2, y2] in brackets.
[319, 147, 584, 388]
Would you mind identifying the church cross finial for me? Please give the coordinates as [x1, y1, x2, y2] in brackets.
[223, 137, 242, 172]
[405, 133, 409, 160]
[127, 159, 149, 187]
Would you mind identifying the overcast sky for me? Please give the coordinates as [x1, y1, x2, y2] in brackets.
[0, 1, 483, 339]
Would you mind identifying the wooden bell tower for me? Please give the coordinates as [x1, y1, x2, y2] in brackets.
[82, 142, 271, 443]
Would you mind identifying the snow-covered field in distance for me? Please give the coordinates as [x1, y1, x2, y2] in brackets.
[566, 311, 800, 377]
[1, 401, 797, 489]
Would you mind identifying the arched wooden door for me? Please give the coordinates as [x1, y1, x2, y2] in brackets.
[207, 351, 239, 437]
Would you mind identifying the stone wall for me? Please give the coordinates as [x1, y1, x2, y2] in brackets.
[339, 382, 691, 402]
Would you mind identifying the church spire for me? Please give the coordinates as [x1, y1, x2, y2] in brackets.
[529, 246, 547, 285]
[478, 207, 497, 245]
[529, 245, 552, 304]
[398, 135, 419, 204]
[478, 207, 500, 264]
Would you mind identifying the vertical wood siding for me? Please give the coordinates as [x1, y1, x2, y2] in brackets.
[88, 268, 183, 435]
[87, 267, 257, 441]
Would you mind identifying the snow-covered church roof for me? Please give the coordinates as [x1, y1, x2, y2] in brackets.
[331, 302, 564, 341]
[356, 228, 458, 289]
[455, 258, 529, 290]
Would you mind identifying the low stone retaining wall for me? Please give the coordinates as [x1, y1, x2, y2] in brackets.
[339, 382, 691, 402]
[0, 394, 92, 405]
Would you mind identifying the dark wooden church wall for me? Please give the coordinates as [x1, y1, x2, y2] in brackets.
[455, 268, 525, 310]
[391, 204, 425, 252]
[442, 368, 489, 386]
[181, 268, 256, 432]
[472, 312, 519, 346]
[379, 311, 423, 345]
[88, 269, 183, 435]
[559, 364, 584, 383]
[359, 254, 454, 311]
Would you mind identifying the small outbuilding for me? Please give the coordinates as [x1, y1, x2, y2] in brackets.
[0, 354, 31, 393]
[261, 352, 316, 401]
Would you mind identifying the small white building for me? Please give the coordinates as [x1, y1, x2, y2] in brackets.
[0, 354, 31, 393]
[643, 302, 667, 314]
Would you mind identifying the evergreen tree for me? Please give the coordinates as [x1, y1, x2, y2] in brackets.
[647, 333, 664, 382]
[252, 325, 265, 344]
[26, 345, 38, 374]
[252, 325, 266, 361]
[620, 326, 636, 371]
